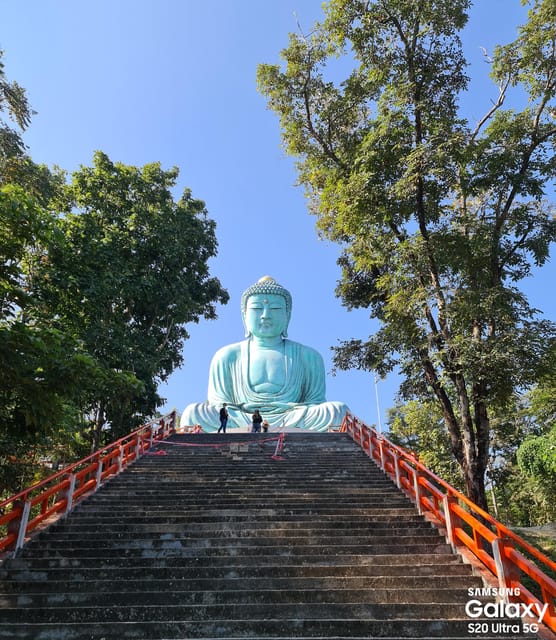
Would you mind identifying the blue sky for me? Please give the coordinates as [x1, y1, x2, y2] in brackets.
[2, 1, 554, 429]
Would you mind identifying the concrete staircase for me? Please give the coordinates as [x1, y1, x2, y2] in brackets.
[0, 432, 533, 639]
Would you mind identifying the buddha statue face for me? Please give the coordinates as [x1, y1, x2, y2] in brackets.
[245, 293, 288, 340]
[241, 276, 292, 339]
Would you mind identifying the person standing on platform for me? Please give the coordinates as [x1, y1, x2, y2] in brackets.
[218, 403, 229, 433]
[251, 409, 263, 433]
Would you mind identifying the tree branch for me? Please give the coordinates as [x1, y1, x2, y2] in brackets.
[470, 76, 510, 143]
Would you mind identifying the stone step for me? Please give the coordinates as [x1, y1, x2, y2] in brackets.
[38, 522, 439, 542]
[0, 553, 471, 581]
[43, 525, 436, 539]
[100, 457, 378, 463]
[0, 572, 482, 594]
[50, 518, 431, 531]
[0, 601, 475, 623]
[132, 448, 375, 455]
[0, 618, 525, 640]
[95, 484, 398, 492]
[118, 467, 388, 476]
[93, 486, 400, 495]
[85, 486, 406, 496]
[131, 451, 374, 457]
[65, 507, 421, 518]
[118, 473, 390, 482]
[116, 458, 384, 466]
[124, 459, 382, 468]
[18, 539, 451, 558]
[81, 499, 414, 509]
[142, 461, 380, 469]
[0, 584, 483, 607]
[104, 487, 399, 495]
[168, 435, 350, 442]
[122, 467, 383, 473]
[61, 511, 425, 524]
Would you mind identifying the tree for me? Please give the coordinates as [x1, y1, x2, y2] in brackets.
[30, 152, 229, 447]
[257, 0, 556, 509]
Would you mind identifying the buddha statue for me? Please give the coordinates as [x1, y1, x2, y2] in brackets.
[180, 276, 349, 432]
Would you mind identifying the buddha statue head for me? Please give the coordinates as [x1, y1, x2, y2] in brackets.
[241, 276, 292, 339]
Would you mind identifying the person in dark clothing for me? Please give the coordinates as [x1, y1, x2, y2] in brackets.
[218, 403, 229, 433]
[251, 409, 263, 433]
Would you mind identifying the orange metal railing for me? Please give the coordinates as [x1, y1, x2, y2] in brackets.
[0, 410, 176, 557]
[340, 413, 556, 634]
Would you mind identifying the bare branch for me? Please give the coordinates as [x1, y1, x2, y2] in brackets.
[470, 76, 510, 142]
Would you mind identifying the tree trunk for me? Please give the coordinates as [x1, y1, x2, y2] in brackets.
[429, 364, 490, 511]
[463, 462, 488, 512]
[91, 402, 106, 453]
[456, 390, 489, 511]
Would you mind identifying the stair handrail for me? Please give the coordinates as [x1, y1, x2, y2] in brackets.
[340, 412, 556, 634]
[0, 410, 176, 558]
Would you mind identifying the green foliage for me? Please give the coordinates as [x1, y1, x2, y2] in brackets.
[493, 461, 556, 526]
[517, 436, 556, 519]
[387, 400, 464, 490]
[29, 151, 229, 443]
[518, 427, 556, 477]
[0, 185, 52, 317]
[483, 399, 554, 526]
[513, 347, 556, 519]
[0, 186, 105, 495]
[258, 0, 556, 510]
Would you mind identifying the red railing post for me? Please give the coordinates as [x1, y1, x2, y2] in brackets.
[117, 445, 124, 473]
[355, 422, 362, 448]
[56, 473, 76, 515]
[14, 499, 32, 555]
[413, 466, 423, 514]
[368, 431, 375, 459]
[443, 493, 462, 552]
[392, 449, 401, 489]
[166, 411, 176, 435]
[64, 474, 77, 515]
[378, 437, 385, 470]
[95, 456, 103, 490]
[492, 536, 520, 601]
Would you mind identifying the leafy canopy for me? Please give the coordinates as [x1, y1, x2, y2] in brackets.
[30, 151, 229, 439]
